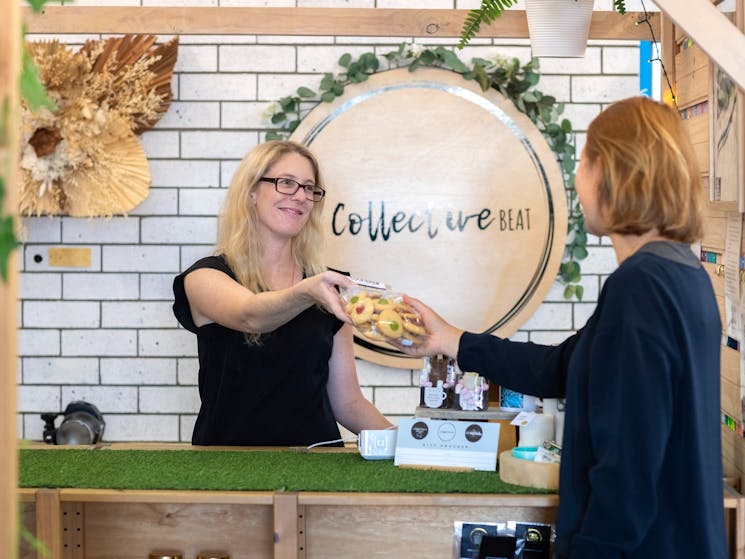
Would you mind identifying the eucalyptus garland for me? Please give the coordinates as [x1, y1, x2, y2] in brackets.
[265, 43, 587, 300]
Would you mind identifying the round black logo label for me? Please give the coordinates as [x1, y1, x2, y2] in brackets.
[411, 421, 429, 440]
[465, 423, 483, 442]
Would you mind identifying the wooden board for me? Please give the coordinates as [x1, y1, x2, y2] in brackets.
[23, 7, 658, 40]
[292, 67, 567, 368]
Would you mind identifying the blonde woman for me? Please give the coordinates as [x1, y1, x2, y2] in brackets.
[173, 141, 392, 446]
[400, 97, 726, 558]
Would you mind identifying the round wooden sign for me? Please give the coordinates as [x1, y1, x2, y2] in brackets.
[291, 67, 567, 368]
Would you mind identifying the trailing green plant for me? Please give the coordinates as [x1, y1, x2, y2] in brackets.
[458, 0, 628, 49]
[265, 44, 588, 300]
[0, 1, 55, 283]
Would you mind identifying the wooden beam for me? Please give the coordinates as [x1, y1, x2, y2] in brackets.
[23, 7, 658, 40]
[654, 0, 745, 92]
[36, 489, 63, 559]
[0, 0, 20, 554]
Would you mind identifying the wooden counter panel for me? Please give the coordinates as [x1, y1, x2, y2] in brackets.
[303, 503, 557, 558]
[82, 502, 273, 559]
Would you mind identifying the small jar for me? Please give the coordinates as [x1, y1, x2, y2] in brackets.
[456, 372, 489, 411]
[419, 355, 457, 409]
[196, 553, 230, 559]
[148, 553, 183, 559]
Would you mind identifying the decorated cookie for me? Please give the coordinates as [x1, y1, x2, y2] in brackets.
[401, 312, 426, 336]
[348, 296, 374, 325]
[376, 308, 404, 339]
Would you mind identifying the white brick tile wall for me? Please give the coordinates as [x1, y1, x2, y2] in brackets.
[356, 359, 414, 386]
[141, 217, 217, 244]
[21, 217, 61, 242]
[561, 103, 602, 132]
[180, 73, 258, 100]
[101, 357, 177, 385]
[602, 46, 640, 75]
[141, 273, 176, 300]
[103, 246, 180, 272]
[24, 301, 100, 328]
[220, 45, 296, 72]
[297, 45, 371, 73]
[177, 358, 200, 385]
[221, 101, 270, 128]
[537, 49, 602, 75]
[102, 302, 178, 328]
[61, 329, 138, 356]
[178, 188, 227, 216]
[18, 329, 60, 356]
[179, 35, 257, 45]
[180, 245, 214, 269]
[23, 358, 100, 385]
[129, 188, 179, 216]
[220, 160, 242, 186]
[156, 101, 221, 129]
[62, 385, 138, 412]
[103, 414, 179, 441]
[175, 45, 219, 72]
[19, 273, 62, 300]
[63, 273, 140, 300]
[139, 329, 198, 357]
[17, 24, 634, 441]
[150, 160, 221, 187]
[141, 130, 181, 158]
[23, 414, 44, 440]
[257, 73, 323, 100]
[18, 386, 61, 413]
[572, 75, 640, 103]
[140, 386, 201, 413]
[181, 131, 259, 159]
[373, 386, 419, 415]
[521, 302, 573, 331]
[180, 415, 197, 441]
[62, 218, 140, 244]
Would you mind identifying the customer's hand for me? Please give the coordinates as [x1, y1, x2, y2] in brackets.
[394, 295, 463, 359]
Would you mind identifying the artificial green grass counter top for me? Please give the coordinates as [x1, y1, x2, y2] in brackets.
[18, 446, 553, 495]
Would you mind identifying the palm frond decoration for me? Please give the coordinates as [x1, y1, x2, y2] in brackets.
[459, 0, 519, 50]
[19, 35, 178, 217]
[459, 0, 628, 49]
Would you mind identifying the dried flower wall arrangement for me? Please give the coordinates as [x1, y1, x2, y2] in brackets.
[20, 35, 178, 217]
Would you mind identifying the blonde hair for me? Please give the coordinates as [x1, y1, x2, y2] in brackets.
[584, 96, 703, 243]
[215, 140, 328, 293]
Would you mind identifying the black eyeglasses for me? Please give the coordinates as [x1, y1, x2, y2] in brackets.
[259, 177, 326, 202]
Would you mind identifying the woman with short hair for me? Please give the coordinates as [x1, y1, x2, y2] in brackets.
[401, 96, 726, 559]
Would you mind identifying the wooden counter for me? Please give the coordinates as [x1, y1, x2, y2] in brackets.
[17, 444, 745, 559]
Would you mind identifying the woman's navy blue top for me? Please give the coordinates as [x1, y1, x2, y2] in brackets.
[458, 242, 726, 559]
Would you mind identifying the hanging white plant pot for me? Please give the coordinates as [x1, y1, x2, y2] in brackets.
[525, 0, 595, 58]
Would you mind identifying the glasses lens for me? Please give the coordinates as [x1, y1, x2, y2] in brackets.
[275, 178, 298, 194]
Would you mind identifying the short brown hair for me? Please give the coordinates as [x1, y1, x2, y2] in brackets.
[584, 96, 702, 243]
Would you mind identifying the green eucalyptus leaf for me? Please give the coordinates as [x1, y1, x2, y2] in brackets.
[561, 118, 572, 133]
[287, 119, 300, 132]
[339, 53, 352, 68]
[265, 131, 284, 141]
[572, 246, 588, 260]
[575, 285, 584, 301]
[522, 91, 538, 103]
[296, 86, 315, 98]
[0, 215, 17, 283]
[563, 284, 576, 300]
[437, 48, 469, 73]
[320, 73, 335, 90]
[418, 50, 436, 65]
[320, 91, 336, 103]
